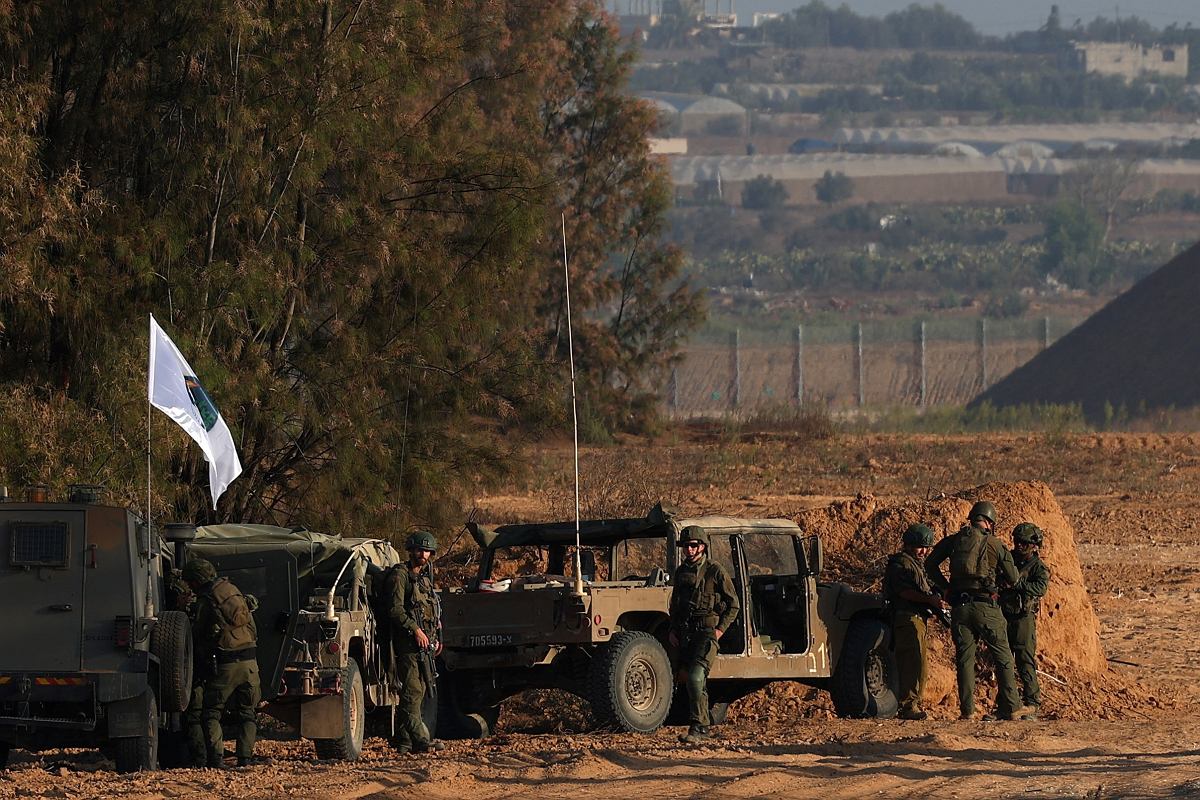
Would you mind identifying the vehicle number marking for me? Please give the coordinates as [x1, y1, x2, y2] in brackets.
[467, 633, 514, 647]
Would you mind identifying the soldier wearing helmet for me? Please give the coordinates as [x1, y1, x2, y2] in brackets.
[883, 524, 946, 720]
[385, 531, 445, 754]
[668, 526, 740, 744]
[181, 558, 261, 768]
[925, 501, 1032, 721]
[1001, 523, 1050, 718]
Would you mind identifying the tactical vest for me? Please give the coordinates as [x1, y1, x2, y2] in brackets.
[948, 525, 999, 593]
[673, 559, 728, 631]
[882, 551, 931, 615]
[207, 578, 257, 652]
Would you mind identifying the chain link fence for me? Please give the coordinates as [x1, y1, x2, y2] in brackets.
[663, 317, 1084, 416]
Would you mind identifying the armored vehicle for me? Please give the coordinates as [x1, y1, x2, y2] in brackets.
[438, 505, 896, 736]
[188, 524, 415, 761]
[0, 487, 193, 772]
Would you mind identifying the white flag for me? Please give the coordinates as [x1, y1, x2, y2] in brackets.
[148, 314, 243, 509]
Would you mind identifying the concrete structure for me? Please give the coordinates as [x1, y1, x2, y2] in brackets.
[1066, 42, 1188, 81]
[649, 137, 688, 155]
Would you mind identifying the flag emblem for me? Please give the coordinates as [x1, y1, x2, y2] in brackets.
[184, 376, 219, 432]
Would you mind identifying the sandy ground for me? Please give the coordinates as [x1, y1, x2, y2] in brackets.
[6, 431, 1200, 799]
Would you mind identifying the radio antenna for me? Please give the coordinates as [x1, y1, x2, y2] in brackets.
[562, 212, 584, 598]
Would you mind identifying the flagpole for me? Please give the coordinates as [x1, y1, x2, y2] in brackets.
[145, 316, 155, 618]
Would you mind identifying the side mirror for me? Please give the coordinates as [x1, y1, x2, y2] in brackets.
[579, 549, 596, 583]
[799, 535, 823, 577]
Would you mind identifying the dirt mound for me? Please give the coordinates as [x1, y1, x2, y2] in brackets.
[746, 480, 1171, 720]
[974, 240, 1200, 418]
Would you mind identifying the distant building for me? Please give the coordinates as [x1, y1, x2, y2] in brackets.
[1065, 42, 1188, 81]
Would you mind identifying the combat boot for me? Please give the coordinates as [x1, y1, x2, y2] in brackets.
[680, 725, 711, 744]
[1002, 704, 1034, 721]
[411, 740, 445, 754]
[898, 707, 928, 721]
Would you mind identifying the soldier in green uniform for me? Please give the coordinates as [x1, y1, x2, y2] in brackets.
[182, 558, 261, 768]
[883, 523, 946, 721]
[1001, 522, 1051, 719]
[925, 501, 1032, 722]
[386, 531, 445, 755]
[668, 526, 740, 744]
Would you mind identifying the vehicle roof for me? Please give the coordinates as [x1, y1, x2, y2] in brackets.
[470, 506, 801, 549]
[191, 524, 402, 583]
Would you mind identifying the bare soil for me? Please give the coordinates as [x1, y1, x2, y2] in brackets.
[7, 431, 1200, 798]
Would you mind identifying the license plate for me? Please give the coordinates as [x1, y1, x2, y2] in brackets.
[466, 633, 514, 647]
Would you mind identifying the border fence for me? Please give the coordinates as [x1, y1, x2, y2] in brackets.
[663, 316, 1084, 416]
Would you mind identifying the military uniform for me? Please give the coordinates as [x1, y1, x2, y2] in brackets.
[187, 564, 260, 768]
[669, 535, 739, 735]
[1002, 549, 1050, 709]
[386, 562, 441, 752]
[925, 519, 1023, 719]
[883, 550, 934, 717]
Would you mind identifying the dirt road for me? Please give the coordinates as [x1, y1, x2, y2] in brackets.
[5, 431, 1200, 799]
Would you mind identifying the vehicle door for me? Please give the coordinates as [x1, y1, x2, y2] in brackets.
[741, 533, 809, 655]
[199, 550, 298, 702]
[706, 533, 749, 657]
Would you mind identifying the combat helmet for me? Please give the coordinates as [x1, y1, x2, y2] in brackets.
[902, 523, 935, 547]
[406, 530, 438, 552]
[676, 525, 709, 548]
[1012, 522, 1043, 546]
[968, 500, 997, 526]
[181, 558, 218, 584]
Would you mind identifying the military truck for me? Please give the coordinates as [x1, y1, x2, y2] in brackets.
[0, 487, 193, 772]
[187, 524, 419, 761]
[438, 505, 896, 736]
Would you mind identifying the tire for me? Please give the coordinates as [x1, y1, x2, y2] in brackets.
[150, 611, 193, 713]
[314, 660, 366, 761]
[831, 618, 899, 719]
[114, 692, 159, 773]
[588, 632, 672, 733]
[436, 673, 500, 740]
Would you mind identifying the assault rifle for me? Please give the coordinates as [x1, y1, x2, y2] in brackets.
[412, 563, 441, 690]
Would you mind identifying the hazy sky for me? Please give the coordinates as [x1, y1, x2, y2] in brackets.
[736, 1, 1200, 36]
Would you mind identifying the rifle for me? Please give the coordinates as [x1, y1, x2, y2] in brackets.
[411, 563, 440, 690]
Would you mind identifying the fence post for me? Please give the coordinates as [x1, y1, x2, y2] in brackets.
[794, 324, 804, 405]
[919, 320, 927, 408]
[1042, 316, 1051, 350]
[731, 329, 740, 410]
[978, 318, 988, 390]
[856, 322, 865, 408]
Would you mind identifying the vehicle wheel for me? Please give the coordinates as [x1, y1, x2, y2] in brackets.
[114, 692, 159, 773]
[831, 618, 899, 719]
[150, 611, 193, 713]
[588, 631, 672, 733]
[313, 660, 365, 761]
[436, 673, 500, 739]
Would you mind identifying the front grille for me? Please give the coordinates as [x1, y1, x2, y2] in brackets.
[10, 522, 70, 568]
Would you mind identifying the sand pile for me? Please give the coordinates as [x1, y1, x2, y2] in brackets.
[732, 480, 1173, 722]
[975, 240, 1200, 418]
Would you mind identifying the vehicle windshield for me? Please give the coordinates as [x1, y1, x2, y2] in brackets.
[484, 544, 611, 584]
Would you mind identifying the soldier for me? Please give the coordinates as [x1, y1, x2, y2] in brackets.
[925, 501, 1032, 722]
[1001, 523, 1051, 719]
[386, 531, 445, 755]
[181, 558, 261, 768]
[169, 568, 209, 769]
[668, 526, 740, 745]
[883, 523, 946, 721]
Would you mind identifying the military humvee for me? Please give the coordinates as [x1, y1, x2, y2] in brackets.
[438, 505, 897, 736]
[0, 487, 193, 773]
[187, 524, 419, 761]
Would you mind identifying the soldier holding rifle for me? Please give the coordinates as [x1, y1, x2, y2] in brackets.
[386, 531, 446, 755]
